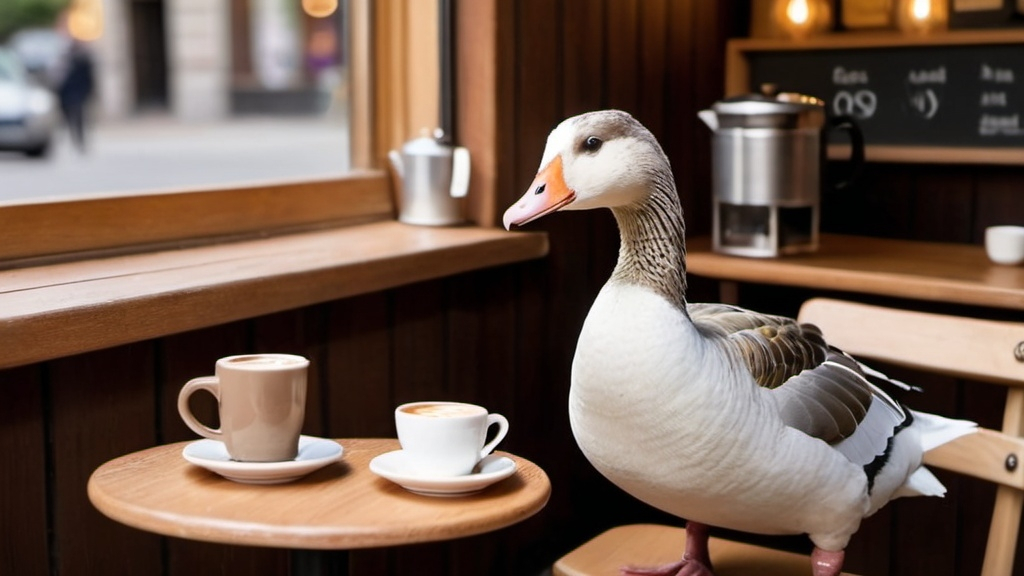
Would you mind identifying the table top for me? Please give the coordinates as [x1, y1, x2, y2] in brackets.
[687, 234, 1024, 311]
[87, 438, 551, 550]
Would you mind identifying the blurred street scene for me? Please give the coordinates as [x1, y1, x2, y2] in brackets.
[1, 0, 350, 202]
[0, 114, 350, 202]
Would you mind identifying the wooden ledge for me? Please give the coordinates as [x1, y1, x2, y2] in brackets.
[687, 234, 1024, 310]
[0, 222, 548, 369]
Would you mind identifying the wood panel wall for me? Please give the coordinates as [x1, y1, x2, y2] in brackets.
[3, 2, 1023, 575]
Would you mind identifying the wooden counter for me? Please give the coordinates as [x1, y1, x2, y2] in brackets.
[686, 234, 1024, 311]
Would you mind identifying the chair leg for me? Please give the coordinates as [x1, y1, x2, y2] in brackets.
[982, 388, 1024, 576]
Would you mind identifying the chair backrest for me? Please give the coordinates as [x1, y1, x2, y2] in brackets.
[797, 298, 1024, 576]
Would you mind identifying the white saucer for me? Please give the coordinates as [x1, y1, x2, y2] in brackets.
[369, 450, 517, 496]
[182, 436, 343, 485]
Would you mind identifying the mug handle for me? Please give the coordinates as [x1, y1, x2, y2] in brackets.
[450, 147, 471, 198]
[828, 115, 864, 191]
[177, 376, 222, 440]
[479, 413, 509, 458]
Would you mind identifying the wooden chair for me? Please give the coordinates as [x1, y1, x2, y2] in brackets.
[554, 298, 1024, 576]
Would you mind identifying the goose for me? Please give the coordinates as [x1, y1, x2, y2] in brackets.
[502, 110, 976, 576]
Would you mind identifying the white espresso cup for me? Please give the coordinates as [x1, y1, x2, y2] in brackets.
[395, 401, 510, 476]
[177, 354, 308, 462]
[985, 225, 1024, 266]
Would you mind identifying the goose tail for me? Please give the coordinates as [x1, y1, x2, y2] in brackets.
[912, 410, 978, 452]
[893, 411, 977, 499]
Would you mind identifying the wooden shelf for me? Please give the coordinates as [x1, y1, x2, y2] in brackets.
[687, 234, 1024, 310]
[0, 222, 548, 370]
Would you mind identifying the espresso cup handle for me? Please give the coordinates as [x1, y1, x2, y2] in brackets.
[480, 413, 509, 458]
[177, 376, 222, 440]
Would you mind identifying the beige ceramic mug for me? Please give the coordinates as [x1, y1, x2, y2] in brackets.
[177, 354, 309, 462]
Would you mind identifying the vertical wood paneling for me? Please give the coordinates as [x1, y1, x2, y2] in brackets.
[325, 292, 394, 438]
[664, 2, 708, 237]
[49, 344, 162, 576]
[325, 293, 394, 576]
[637, 0, 668, 138]
[392, 281, 447, 404]
[912, 168, 975, 243]
[974, 167, 1024, 240]
[562, 0, 606, 116]
[0, 365, 49, 576]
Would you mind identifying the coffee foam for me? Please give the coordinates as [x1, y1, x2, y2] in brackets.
[225, 355, 306, 368]
[402, 403, 483, 418]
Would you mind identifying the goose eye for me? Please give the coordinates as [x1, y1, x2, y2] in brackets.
[582, 136, 603, 153]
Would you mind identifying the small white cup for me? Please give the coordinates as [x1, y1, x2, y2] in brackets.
[985, 225, 1024, 266]
[395, 401, 509, 476]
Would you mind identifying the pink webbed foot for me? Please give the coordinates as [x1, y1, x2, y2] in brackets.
[811, 547, 845, 576]
[620, 522, 714, 576]
[620, 559, 713, 576]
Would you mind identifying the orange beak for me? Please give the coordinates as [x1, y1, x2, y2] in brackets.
[503, 155, 576, 230]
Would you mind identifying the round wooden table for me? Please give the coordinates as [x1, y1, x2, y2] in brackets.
[87, 438, 550, 550]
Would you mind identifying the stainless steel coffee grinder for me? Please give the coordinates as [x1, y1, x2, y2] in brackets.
[699, 90, 863, 257]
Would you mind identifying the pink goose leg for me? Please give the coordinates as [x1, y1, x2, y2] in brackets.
[811, 547, 845, 576]
[621, 522, 714, 576]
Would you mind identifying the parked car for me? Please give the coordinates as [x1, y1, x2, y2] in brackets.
[6, 28, 70, 87]
[0, 47, 58, 157]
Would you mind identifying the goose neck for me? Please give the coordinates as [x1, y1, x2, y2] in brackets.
[610, 188, 688, 309]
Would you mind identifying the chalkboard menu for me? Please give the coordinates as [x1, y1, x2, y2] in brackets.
[747, 43, 1024, 149]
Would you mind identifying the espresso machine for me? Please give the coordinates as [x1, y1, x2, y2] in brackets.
[699, 90, 862, 258]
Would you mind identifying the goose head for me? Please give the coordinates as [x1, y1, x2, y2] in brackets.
[503, 110, 676, 230]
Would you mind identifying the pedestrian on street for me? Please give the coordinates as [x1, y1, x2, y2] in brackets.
[56, 41, 95, 153]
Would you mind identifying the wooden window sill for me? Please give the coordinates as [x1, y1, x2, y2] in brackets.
[0, 221, 548, 370]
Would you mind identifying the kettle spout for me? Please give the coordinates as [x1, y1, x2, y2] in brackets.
[388, 150, 404, 180]
[698, 109, 718, 130]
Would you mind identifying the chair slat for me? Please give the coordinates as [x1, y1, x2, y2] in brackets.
[923, 429, 1024, 488]
[798, 299, 1024, 387]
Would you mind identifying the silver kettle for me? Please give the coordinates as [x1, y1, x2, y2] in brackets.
[388, 129, 470, 226]
[698, 90, 863, 257]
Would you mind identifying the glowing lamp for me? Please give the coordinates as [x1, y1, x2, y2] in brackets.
[773, 0, 833, 39]
[896, 0, 948, 33]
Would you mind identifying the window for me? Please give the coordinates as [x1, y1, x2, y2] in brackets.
[0, 0, 444, 265]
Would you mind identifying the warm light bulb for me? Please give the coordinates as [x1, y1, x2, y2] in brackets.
[302, 0, 338, 18]
[896, 0, 946, 33]
[912, 0, 931, 20]
[773, 0, 831, 38]
[787, 0, 810, 25]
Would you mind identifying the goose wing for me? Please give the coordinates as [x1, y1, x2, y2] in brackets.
[688, 303, 907, 465]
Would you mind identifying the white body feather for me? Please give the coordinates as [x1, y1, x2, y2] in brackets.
[569, 283, 971, 551]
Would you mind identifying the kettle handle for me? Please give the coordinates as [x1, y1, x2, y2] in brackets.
[388, 150, 404, 180]
[450, 147, 470, 198]
[828, 115, 864, 191]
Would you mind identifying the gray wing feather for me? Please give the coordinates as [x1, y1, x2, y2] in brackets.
[688, 302, 905, 458]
